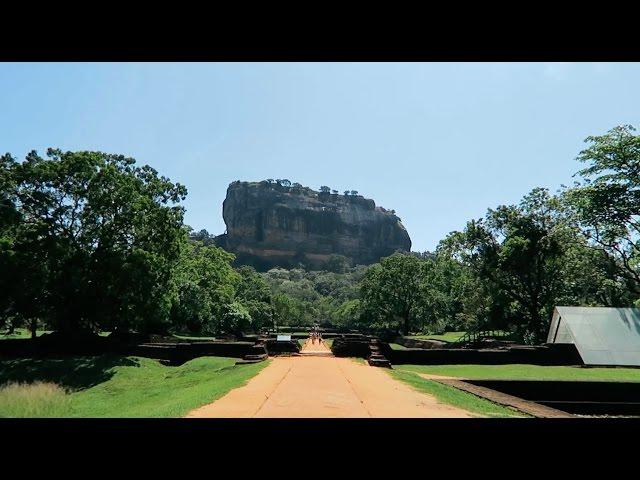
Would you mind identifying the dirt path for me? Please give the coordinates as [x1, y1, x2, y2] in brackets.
[186, 340, 475, 418]
[300, 337, 331, 354]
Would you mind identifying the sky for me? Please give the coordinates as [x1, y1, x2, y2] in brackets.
[1, 62, 639, 252]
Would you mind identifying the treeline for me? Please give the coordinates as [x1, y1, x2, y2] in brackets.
[220, 125, 640, 344]
[2, 125, 640, 343]
[0, 149, 274, 338]
[357, 125, 640, 343]
[262, 267, 365, 329]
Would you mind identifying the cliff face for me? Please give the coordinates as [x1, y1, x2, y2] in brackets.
[215, 181, 411, 270]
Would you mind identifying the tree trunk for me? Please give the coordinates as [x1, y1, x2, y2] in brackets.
[30, 318, 37, 339]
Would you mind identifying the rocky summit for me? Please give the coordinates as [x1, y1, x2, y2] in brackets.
[214, 180, 411, 270]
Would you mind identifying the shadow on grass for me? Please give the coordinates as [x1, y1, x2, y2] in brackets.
[0, 355, 139, 391]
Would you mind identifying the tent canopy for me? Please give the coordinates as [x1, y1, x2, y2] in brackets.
[548, 307, 640, 366]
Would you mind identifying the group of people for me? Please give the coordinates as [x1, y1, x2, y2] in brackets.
[309, 325, 323, 345]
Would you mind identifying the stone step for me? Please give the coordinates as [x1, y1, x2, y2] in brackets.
[235, 358, 266, 365]
[299, 351, 334, 357]
[368, 358, 392, 368]
[244, 354, 268, 360]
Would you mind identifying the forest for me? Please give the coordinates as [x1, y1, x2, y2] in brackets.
[2, 125, 640, 344]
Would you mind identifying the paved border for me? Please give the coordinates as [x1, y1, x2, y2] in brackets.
[427, 377, 574, 418]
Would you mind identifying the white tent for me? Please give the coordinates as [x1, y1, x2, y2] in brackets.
[547, 307, 640, 366]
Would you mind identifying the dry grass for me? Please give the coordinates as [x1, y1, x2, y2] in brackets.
[0, 381, 71, 417]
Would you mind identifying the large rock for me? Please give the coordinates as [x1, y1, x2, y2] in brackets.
[215, 181, 411, 270]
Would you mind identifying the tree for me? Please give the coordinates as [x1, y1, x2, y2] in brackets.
[6, 149, 187, 335]
[415, 252, 476, 334]
[0, 154, 24, 333]
[447, 188, 581, 343]
[188, 228, 216, 246]
[319, 186, 330, 194]
[333, 299, 361, 329]
[343, 190, 350, 196]
[350, 190, 359, 196]
[171, 240, 239, 335]
[323, 254, 352, 273]
[360, 253, 427, 335]
[219, 301, 252, 336]
[565, 125, 640, 292]
[235, 266, 274, 331]
[272, 293, 300, 327]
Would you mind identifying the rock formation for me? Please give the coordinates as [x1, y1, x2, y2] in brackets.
[215, 180, 411, 270]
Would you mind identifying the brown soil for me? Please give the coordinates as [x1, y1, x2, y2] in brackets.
[186, 339, 475, 418]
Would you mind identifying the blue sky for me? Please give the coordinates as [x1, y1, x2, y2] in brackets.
[1, 62, 639, 252]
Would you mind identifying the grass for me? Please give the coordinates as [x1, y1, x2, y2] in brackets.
[408, 331, 468, 342]
[390, 370, 527, 418]
[0, 382, 71, 417]
[407, 330, 518, 343]
[394, 364, 640, 382]
[389, 343, 409, 350]
[173, 334, 218, 341]
[1, 328, 52, 340]
[0, 355, 268, 417]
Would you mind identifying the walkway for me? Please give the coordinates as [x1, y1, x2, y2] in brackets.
[186, 339, 475, 418]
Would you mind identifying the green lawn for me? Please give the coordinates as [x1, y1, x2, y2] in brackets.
[0, 355, 268, 417]
[408, 331, 467, 342]
[390, 370, 526, 418]
[395, 364, 640, 382]
[389, 343, 409, 350]
[1, 328, 52, 340]
[172, 334, 218, 341]
[407, 330, 517, 343]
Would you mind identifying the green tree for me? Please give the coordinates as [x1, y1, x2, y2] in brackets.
[0, 154, 24, 333]
[448, 188, 579, 343]
[565, 125, 640, 292]
[235, 266, 274, 331]
[333, 299, 361, 329]
[219, 301, 252, 336]
[7, 149, 187, 335]
[272, 293, 299, 327]
[171, 240, 239, 334]
[417, 252, 476, 334]
[360, 253, 427, 335]
[323, 254, 352, 273]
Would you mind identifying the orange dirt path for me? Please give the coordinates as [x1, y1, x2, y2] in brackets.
[300, 337, 331, 354]
[185, 339, 475, 418]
